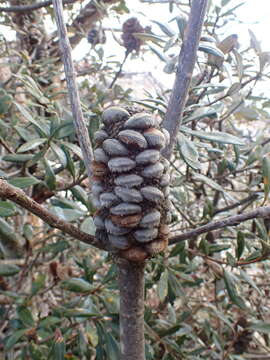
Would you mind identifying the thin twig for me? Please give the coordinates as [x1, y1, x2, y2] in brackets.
[169, 206, 270, 245]
[0, 179, 110, 251]
[162, 0, 208, 159]
[109, 50, 130, 88]
[52, 0, 94, 181]
[0, 0, 78, 13]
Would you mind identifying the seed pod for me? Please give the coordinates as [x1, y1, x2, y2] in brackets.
[94, 148, 109, 164]
[114, 174, 143, 188]
[124, 113, 157, 129]
[108, 235, 131, 250]
[110, 203, 142, 216]
[141, 162, 164, 179]
[143, 128, 165, 149]
[94, 129, 108, 145]
[163, 186, 170, 197]
[100, 192, 119, 208]
[92, 161, 108, 177]
[92, 183, 104, 197]
[140, 210, 161, 228]
[108, 157, 136, 173]
[160, 173, 170, 187]
[162, 158, 170, 170]
[133, 228, 158, 243]
[103, 139, 129, 156]
[141, 186, 164, 203]
[93, 215, 105, 229]
[161, 128, 170, 146]
[111, 213, 142, 228]
[93, 106, 171, 257]
[92, 198, 101, 209]
[135, 149, 160, 165]
[145, 238, 168, 256]
[105, 218, 130, 235]
[118, 129, 147, 150]
[114, 186, 143, 203]
[102, 106, 129, 125]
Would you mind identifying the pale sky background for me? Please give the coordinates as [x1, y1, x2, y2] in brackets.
[73, 0, 270, 92]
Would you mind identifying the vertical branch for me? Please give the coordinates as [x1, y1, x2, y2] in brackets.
[52, 0, 94, 180]
[118, 259, 146, 360]
[162, 0, 208, 159]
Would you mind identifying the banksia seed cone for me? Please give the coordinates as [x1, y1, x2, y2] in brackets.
[122, 17, 145, 54]
[92, 107, 171, 260]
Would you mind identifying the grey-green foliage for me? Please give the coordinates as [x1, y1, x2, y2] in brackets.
[1, 0, 270, 359]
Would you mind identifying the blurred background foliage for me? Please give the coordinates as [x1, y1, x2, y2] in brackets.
[1, 0, 270, 358]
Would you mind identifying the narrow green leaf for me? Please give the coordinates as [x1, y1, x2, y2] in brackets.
[193, 173, 226, 193]
[199, 43, 225, 58]
[0, 263, 20, 276]
[262, 156, 270, 205]
[61, 141, 83, 159]
[17, 306, 35, 328]
[14, 102, 49, 136]
[0, 201, 17, 217]
[236, 231, 245, 260]
[17, 138, 47, 153]
[2, 154, 33, 163]
[223, 270, 246, 309]
[50, 142, 67, 167]
[158, 269, 168, 302]
[151, 20, 175, 37]
[133, 32, 165, 44]
[80, 217, 96, 236]
[5, 329, 27, 350]
[181, 126, 245, 145]
[60, 278, 93, 293]
[8, 176, 40, 189]
[44, 159, 56, 190]
[178, 134, 202, 170]
[249, 322, 270, 333]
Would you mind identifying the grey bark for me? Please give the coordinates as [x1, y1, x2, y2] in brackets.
[118, 259, 146, 360]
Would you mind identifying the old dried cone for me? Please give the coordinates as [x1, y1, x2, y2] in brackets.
[92, 106, 171, 261]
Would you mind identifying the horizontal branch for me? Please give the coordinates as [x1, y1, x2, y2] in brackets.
[0, 0, 77, 13]
[0, 179, 110, 252]
[169, 206, 270, 245]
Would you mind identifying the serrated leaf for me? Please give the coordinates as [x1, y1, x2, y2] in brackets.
[0, 201, 16, 217]
[8, 176, 40, 188]
[0, 263, 20, 276]
[181, 126, 245, 145]
[223, 270, 246, 309]
[60, 278, 93, 293]
[158, 269, 168, 302]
